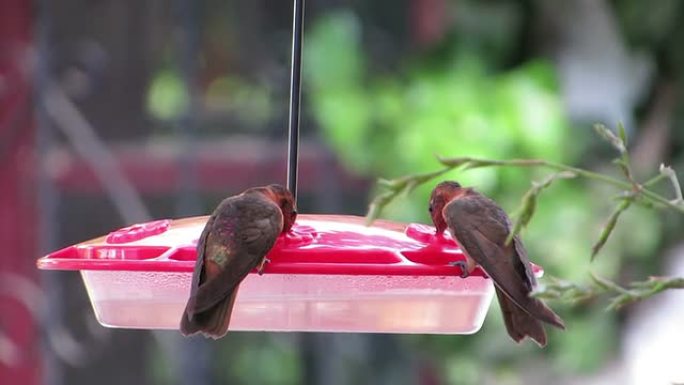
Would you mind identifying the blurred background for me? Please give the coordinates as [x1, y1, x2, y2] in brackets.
[2, 0, 684, 384]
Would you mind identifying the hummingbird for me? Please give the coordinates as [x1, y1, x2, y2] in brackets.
[429, 181, 565, 347]
[180, 184, 297, 339]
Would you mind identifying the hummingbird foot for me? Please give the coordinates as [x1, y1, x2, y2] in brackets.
[257, 257, 271, 275]
[448, 260, 470, 278]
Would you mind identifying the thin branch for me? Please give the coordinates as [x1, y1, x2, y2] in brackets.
[532, 274, 684, 310]
[642, 173, 667, 188]
[530, 276, 600, 304]
[438, 157, 684, 213]
[437, 156, 633, 191]
[366, 155, 684, 225]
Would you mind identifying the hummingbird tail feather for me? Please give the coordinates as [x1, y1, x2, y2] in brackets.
[531, 299, 566, 330]
[180, 288, 239, 339]
[180, 298, 201, 336]
[496, 288, 548, 347]
[205, 289, 239, 338]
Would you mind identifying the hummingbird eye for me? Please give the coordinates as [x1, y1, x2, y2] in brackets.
[428, 204, 433, 213]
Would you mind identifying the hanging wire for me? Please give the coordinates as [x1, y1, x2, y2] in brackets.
[287, 0, 305, 201]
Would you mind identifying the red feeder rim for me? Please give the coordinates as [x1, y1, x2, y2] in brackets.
[37, 214, 542, 277]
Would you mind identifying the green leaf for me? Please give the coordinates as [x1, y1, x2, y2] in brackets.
[660, 163, 684, 203]
[593, 124, 626, 154]
[591, 199, 632, 261]
[617, 122, 628, 147]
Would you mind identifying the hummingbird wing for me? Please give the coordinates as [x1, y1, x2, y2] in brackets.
[181, 194, 283, 336]
[444, 193, 565, 329]
[187, 211, 217, 302]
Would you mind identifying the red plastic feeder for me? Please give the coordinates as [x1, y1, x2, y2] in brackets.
[37, 214, 542, 334]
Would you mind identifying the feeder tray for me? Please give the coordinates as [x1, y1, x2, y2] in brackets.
[37, 214, 543, 334]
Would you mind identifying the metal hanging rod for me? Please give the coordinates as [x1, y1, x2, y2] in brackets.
[286, 0, 305, 201]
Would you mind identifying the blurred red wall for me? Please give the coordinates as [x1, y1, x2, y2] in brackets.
[0, 1, 39, 384]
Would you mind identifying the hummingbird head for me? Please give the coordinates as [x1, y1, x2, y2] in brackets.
[429, 181, 463, 234]
[265, 184, 298, 233]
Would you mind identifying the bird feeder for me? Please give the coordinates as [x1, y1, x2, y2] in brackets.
[36, 0, 544, 335]
[36, 215, 544, 334]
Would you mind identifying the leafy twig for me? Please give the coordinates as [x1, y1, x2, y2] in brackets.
[364, 123, 684, 309]
[505, 171, 577, 245]
[532, 274, 684, 310]
[594, 123, 638, 188]
[366, 169, 449, 225]
[365, 155, 684, 225]
[530, 276, 600, 304]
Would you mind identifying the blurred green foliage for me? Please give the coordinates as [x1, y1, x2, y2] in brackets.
[216, 334, 301, 385]
[150, 334, 302, 385]
[204, 76, 274, 126]
[147, 70, 275, 132]
[304, 9, 664, 382]
[147, 69, 189, 121]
